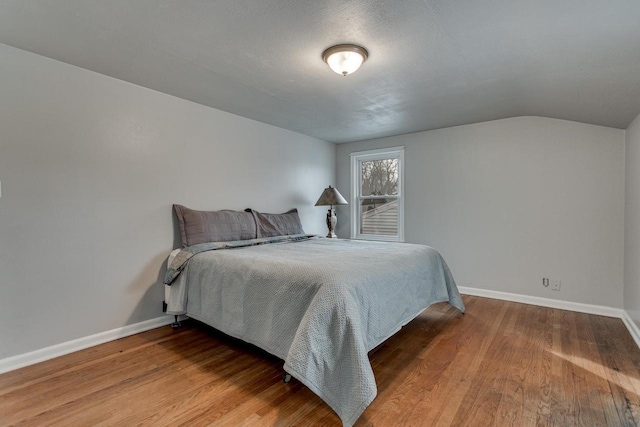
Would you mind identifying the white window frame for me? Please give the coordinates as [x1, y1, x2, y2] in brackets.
[350, 146, 405, 242]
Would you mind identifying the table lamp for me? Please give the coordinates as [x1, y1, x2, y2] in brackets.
[315, 185, 348, 238]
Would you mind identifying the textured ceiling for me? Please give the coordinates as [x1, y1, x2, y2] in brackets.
[1, 0, 639, 143]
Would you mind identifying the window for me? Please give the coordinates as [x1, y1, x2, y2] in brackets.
[350, 146, 404, 242]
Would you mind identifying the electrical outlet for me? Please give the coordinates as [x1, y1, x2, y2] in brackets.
[543, 278, 549, 287]
[551, 280, 561, 291]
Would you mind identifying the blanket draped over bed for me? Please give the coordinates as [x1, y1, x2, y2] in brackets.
[165, 235, 465, 426]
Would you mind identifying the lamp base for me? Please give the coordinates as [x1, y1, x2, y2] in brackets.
[326, 208, 338, 239]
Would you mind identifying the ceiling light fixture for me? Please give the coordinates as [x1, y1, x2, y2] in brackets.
[322, 44, 369, 76]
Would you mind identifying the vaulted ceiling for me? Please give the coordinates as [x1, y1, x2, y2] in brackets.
[1, 1, 639, 143]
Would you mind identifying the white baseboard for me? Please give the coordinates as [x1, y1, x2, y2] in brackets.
[0, 315, 185, 375]
[621, 311, 640, 350]
[457, 286, 624, 318]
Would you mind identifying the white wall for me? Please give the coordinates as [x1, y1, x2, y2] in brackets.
[624, 112, 640, 328]
[0, 44, 335, 359]
[336, 117, 625, 308]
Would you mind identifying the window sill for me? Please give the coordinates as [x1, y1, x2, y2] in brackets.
[352, 234, 404, 243]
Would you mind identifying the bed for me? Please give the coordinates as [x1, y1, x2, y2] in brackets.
[164, 205, 465, 426]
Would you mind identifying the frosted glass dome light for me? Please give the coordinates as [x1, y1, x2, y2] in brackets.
[322, 44, 369, 76]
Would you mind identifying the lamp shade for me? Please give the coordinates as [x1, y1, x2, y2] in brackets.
[315, 185, 348, 206]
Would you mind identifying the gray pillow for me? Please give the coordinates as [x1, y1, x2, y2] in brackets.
[173, 204, 258, 248]
[251, 208, 305, 238]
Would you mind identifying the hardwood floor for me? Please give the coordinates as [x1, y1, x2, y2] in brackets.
[1, 295, 639, 426]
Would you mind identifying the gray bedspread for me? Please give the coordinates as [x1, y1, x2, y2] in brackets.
[165, 237, 464, 426]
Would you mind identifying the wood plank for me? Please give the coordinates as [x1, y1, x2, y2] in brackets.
[1, 296, 639, 426]
[590, 315, 640, 426]
[400, 297, 505, 425]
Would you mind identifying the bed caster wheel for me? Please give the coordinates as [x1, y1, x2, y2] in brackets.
[283, 373, 292, 383]
[171, 315, 181, 329]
